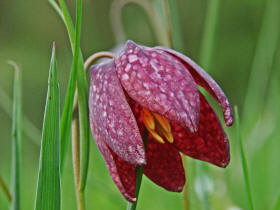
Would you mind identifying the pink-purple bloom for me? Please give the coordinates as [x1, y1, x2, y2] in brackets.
[89, 40, 233, 202]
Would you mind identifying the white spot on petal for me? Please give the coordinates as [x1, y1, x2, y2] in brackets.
[125, 63, 131, 72]
[122, 74, 129, 80]
[128, 54, 138, 63]
[150, 59, 160, 72]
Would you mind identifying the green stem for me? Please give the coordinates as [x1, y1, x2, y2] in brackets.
[234, 106, 254, 210]
[126, 166, 144, 210]
[126, 130, 148, 210]
[10, 61, 22, 210]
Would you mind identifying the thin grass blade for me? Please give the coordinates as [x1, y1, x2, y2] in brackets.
[0, 86, 40, 146]
[34, 43, 61, 210]
[49, 1, 90, 189]
[234, 106, 254, 210]
[9, 61, 22, 210]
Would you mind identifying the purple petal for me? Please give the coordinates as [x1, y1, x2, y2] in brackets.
[144, 135, 185, 192]
[89, 60, 145, 165]
[172, 93, 230, 167]
[128, 98, 185, 192]
[115, 40, 200, 132]
[155, 46, 233, 126]
[92, 132, 136, 202]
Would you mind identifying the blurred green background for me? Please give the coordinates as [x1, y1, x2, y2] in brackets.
[0, 0, 279, 209]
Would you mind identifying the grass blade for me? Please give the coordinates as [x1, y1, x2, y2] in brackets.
[49, 2, 90, 189]
[52, 0, 88, 208]
[35, 43, 61, 210]
[234, 106, 254, 210]
[0, 85, 40, 146]
[68, 0, 88, 208]
[48, 0, 65, 24]
[9, 61, 22, 210]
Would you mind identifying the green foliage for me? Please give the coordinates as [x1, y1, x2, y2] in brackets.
[34, 44, 61, 210]
[50, 1, 90, 190]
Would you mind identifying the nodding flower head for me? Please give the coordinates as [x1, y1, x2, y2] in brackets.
[89, 40, 233, 202]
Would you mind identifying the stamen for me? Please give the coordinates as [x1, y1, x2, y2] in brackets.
[141, 108, 164, 144]
[140, 107, 174, 144]
[141, 108, 155, 130]
[152, 112, 171, 132]
[156, 123, 174, 143]
[147, 128, 165, 144]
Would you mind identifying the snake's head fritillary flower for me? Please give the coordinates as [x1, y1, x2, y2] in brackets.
[89, 40, 233, 202]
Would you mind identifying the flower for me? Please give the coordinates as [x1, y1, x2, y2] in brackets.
[89, 40, 233, 202]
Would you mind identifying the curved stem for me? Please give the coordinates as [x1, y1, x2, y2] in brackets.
[72, 103, 86, 210]
[0, 175, 12, 203]
[110, 0, 167, 45]
[162, 0, 172, 48]
[84, 52, 115, 71]
[71, 52, 114, 209]
[73, 51, 115, 112]
[72, 103, 83, 210]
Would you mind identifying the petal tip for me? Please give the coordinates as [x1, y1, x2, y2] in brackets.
[176, 185, 184, 192]
[226, 119, 234, 127]
[125, 40, 137, 49]
[220, 150, 230, 168]
[221, 159, 230, 168]
[224, 106, 234, 126]
[131, 198, 136, 202]
[125, 195, 136, 203]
